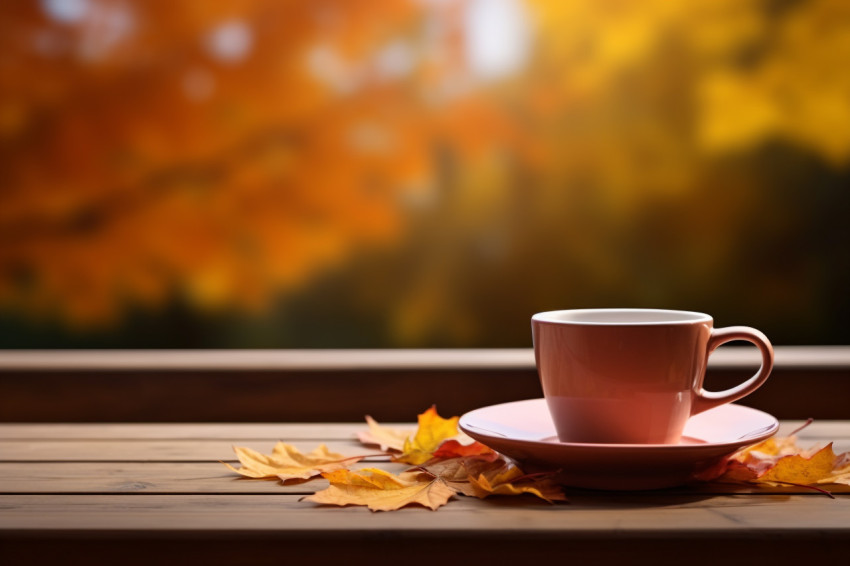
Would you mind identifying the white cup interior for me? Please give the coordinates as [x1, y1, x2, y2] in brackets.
[532, 309, 712, 325]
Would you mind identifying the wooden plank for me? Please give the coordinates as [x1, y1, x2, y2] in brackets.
[0, 423, 392, 441]
[0, 439, 377, 462]
[0, 419, 844, 442]
[1, 422, 847, 461]
[3, 367, 848, 423]
[0, 462, 413, 495]
[2, 348, 848, 423]
[1, 461, 846, 496]
[1, 493, 848, 533]
[0, 349, 535, 371]
[2, 346, 848, 371]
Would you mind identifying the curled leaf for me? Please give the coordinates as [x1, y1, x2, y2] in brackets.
[467, 463, 567, 503]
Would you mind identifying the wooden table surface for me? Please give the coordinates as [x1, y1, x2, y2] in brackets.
[1, 420, 849, 565]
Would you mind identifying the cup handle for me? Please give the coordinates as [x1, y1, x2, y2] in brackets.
[691, 326, 774, 416]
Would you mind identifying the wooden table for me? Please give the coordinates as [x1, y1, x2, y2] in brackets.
[1, 420, 849, 565]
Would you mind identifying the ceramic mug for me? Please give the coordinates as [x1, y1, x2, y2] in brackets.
[531, 308, 774, 444]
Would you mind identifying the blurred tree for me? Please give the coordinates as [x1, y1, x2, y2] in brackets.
[1, 0, 848, 346]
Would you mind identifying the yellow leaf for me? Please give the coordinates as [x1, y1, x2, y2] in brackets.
[394, 406, 459, 465]
[356, 415, 411, 452]
[757, 443, 838, 486]
[302, 468, 455, 511]
[224, 442, 361, 481]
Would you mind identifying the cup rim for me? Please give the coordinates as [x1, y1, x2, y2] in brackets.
[531, 308, 713, 326]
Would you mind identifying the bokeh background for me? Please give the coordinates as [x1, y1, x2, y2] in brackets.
[1, 0, 848, 348]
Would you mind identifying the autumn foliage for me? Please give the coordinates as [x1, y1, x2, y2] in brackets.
[2, 1, 850, 345]
[706, 430, 850, 490]
[228, 406, 567, 511]
[0, 0, 522, 326]
[225, 407, 849, 511]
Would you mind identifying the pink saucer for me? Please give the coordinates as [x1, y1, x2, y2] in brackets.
[459, 399, 778, 490]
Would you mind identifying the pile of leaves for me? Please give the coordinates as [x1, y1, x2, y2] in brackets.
[701, 424, 850, 494]
[224, 407, 850, 511]
[225, 406, 565, 511]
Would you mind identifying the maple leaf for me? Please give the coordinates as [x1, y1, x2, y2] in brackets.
[708, 430, 850, 491]
[356, 415, 411, 452]
[224, 443, 363, 482]
[393, 406, 460, 465]
[759, 444, 838, 485]
[302, 468, 455, 511]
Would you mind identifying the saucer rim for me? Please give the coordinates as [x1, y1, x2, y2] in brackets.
[458, 398, 779, 451]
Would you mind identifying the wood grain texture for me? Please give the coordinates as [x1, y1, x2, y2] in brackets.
[2, 493, 848, 532]
[2, 461, 846, 496]
[1, 421, 849, 566]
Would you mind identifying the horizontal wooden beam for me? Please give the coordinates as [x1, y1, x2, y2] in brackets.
[1, 348, 847, 422]
[2, 346, 849, 371]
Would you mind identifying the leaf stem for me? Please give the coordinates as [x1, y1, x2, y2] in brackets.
[770, 480, 835, 499]
[788, 418, 814, 437]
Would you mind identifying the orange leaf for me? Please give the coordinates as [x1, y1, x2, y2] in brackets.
[302, 468, 455, 511]
[356, 415, 412, 452]
[224, 443, 362, 482]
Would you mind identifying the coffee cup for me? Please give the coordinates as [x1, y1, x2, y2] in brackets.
[531, 308, 774, 444]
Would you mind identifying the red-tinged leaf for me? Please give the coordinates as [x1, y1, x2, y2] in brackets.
[707, 430, 850, 491]
[432, 439, 498, 461]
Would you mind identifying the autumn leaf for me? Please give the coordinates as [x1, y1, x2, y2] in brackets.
[466, 463, 567, 503]
[356, 415, 411, 453]
[302, 468, 455, 511]
[416, 456, 566, 503]
[431, 439, 499, 461]
[418, 456, 509, 495]
[224, 442, 363, 482]
[759, 444, 839, 486]
[393, 406, 460, 465]
[709, 431, 850, 490]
